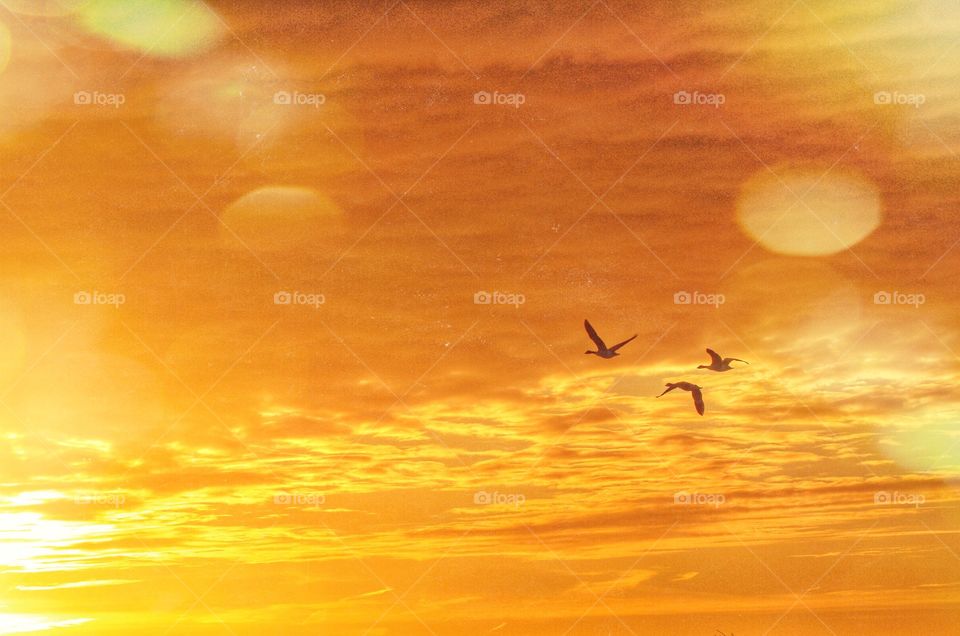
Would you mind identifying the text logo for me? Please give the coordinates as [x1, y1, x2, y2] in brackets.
[473, 490, 525, 507]
[273, 492, 326, 507]
[273, 90, 326, 108]
[674, 491, 725, 507]
[674, 90, 725, 108]
[874, 491, 924, 508]
[473, 290, 525, 307]
[74, 91, 126, 108]
[74, 291, 125, 307]
[274, 291, 326, 308]
[674, 290, 725, 307]
[874, 91, 925, 108]
[75, 493, 125, 507]
[873, 291, 925, 307]
[473, 90, 526, 108]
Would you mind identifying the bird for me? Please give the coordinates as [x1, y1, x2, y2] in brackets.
[583, 319, 637, 359]
[657, 382, 705, 415]
[698, 348, 748, 372]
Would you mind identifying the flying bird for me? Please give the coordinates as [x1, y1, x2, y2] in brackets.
[583, 319, 637, 359]
[698, 348, 748, 372]
[657, 382, 705, 415]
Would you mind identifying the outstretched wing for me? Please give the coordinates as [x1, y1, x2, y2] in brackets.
[656, 384, 677, 398]
[691, 386, 705, 416]
[609, 334, 637, 352]
[583, 319, 607, 349]
[724, 357, 748, 365]
[706, 348, 723, 365]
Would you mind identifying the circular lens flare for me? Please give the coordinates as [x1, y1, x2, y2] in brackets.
[77, 0, 225, 58]
[221, 186, 342, 250]
[736, 167, 881, 256]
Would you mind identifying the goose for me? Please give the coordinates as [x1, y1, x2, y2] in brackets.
[698, 348, 748, 372]
[583, 319, 636, 359]
[657, 382, 705, 415]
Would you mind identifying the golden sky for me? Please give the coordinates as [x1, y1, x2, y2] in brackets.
[0, 0, 958, 634]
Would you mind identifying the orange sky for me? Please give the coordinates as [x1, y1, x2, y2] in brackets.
[0, 0, 958, 634]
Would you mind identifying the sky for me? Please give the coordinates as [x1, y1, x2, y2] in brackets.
[0, 0, 957, 634]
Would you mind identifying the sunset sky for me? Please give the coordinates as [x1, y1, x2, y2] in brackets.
[0, 0, 958, 634]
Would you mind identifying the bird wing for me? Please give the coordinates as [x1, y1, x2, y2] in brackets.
[706, 348, 723, 365]
[609, 334, 637, 352]
[691, 386, 705, 415]
[583, 319, 607, 349]
[724, 357, 748, 365]
[656, 385, 677, 397]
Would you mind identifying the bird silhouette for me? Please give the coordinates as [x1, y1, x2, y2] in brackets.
[583, 319, 637, 359]
[698, 348, 748, 372]
[657, 382, 705, 415]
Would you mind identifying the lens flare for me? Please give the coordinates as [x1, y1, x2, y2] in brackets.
[2, 1, 89, 17]
[0, 21, 11, 76]
[880, 402, 960, 476]
[221, 186, 342, 250]
[736, 167, 881, 256]
[76, 0, 224, 58]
